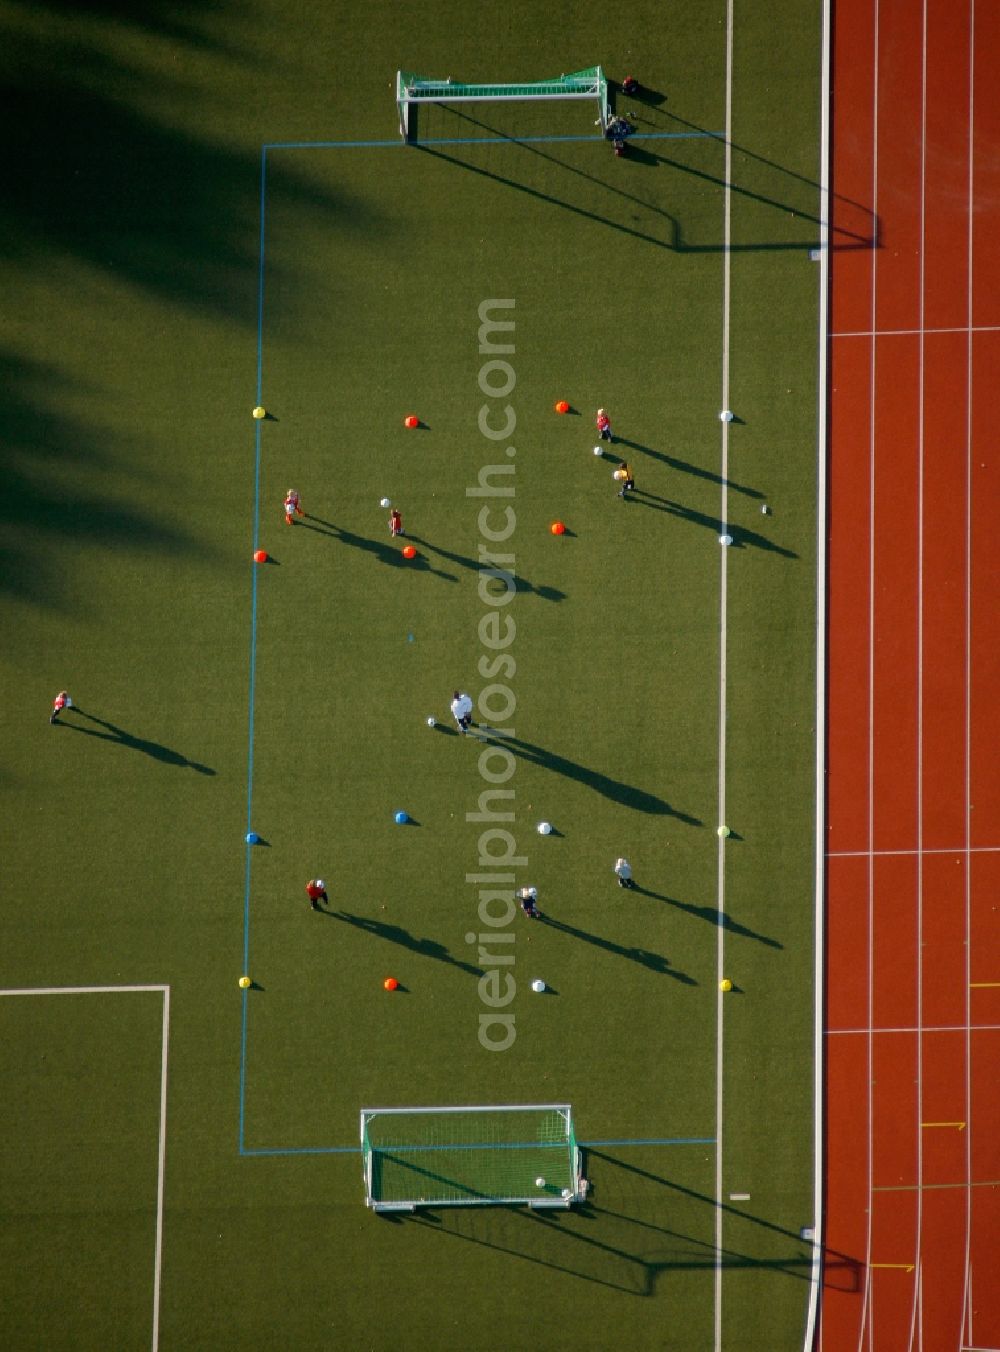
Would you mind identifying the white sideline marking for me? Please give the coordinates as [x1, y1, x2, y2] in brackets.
[714, 4, 734, 1349]
[0, 984, 170, 1352]
[806, 0, 833, 1345]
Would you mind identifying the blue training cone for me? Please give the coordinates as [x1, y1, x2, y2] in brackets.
[246, 831, 261, 844]
[394, 811, 409, 825]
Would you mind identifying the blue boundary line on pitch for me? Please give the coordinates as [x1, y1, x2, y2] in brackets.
[240, 1136, 715, 1158]
[239, 143, 269, 1154]
[263, 130, 724, 151]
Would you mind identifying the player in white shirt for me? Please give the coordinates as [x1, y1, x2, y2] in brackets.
[613, 857, 636, 889]
[450, 690, 474, 733]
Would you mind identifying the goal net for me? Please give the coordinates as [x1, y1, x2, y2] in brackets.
[360, 1104, 584, 1212]
[395, 67, 609, 142]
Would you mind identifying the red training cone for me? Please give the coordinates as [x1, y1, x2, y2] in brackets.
[253, 549, 268, 563]
[554, 400, 570, 414]
[404, 415, 419, 429]
[402, 544, 417, 559]
[550, 521, 566, 536]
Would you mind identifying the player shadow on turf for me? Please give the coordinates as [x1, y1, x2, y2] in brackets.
[496, 734, 701, 824]
[612, 437, 764, 499]
[300, 517, 458, 582]
[626, 494, 798, 558]
[633, 887, 783, 949]
[407, 537, 567, 602]
[539, 916, 697, 984]
[60, 710, 216, 773]
[332, 912, 483, 977]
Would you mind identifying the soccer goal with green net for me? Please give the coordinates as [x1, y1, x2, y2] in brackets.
[395, 67, 609, 142]
[360, 1104, 585, 1212]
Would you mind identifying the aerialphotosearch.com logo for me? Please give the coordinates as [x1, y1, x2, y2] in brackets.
[466, 298, 523, 1053]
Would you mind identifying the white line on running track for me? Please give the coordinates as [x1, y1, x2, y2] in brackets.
[859, 4, 881, 1345]
[829, 1024, 1000, 1036]
[828, 845, 1000, 858]
[0, 984, 170, 1351]
[714, 4, 734, 1348]
[910, 10, 929, 1348]
[962, 3, 977, 1344]
[831, 324, 1000, 337]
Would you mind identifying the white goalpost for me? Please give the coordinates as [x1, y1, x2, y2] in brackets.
[360, 1103, 586, 1212]
[395, 68, 609, 142]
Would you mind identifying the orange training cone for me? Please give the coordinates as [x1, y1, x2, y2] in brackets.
[384, 977, 399, 991]
[253, 549, 268, 563]
[550, 521, 566, 536]
[402, 544, 417, 559]
[554, 400, 570, 414]
[404, 415, 419, 429]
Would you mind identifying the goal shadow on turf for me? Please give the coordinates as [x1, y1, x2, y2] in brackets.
[591, 1150, 863, 1294]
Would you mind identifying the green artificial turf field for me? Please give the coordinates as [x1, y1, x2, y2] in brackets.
[1, 2, 823, 1348]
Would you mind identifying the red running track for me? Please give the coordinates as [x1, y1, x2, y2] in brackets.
[822, 0, 1000, 1348]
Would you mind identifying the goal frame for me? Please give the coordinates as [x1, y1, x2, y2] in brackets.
[360, 1103, 586, 1213]
[395, 68, 609, 143]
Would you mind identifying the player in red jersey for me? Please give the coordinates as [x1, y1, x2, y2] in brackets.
[50, 691, 73, 724]
[305, 878, 328, 911]
[284, 489, 304, 526]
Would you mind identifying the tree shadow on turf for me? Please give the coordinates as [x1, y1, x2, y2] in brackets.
[612, 437, 764, 499]
[333, 912, 483, 977]
[633, 886, 783, 949]
[406, 536, 567, 603]
[539, 916, 696, 984]
[496, 734, 701, 825]
[301, 517, 458, 582]
[58, 709, 215, 773]
[626, 493, 797, 558]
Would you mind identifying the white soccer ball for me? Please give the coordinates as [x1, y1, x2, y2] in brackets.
[593, 445, 603, 456]
[315, 879, 326, 890]
[65, 697, 73, 707]
[380, 497, 391, 508]
[426, 716, 436, 727]
[535, 1175, 546, 1186]
[719, 534, 733, 546]
[537, 821, 552, 835]
[531, 979, 545, 994]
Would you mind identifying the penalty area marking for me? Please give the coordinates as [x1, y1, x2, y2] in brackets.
[0, 984, 170, 1352]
